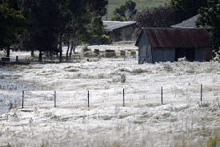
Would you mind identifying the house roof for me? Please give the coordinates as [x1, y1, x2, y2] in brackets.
[103, 21, 136, 32]
[171, 15, 200, 28]
[135, 28, 212, 48]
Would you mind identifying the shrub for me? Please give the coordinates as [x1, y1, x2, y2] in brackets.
[212, 49, 220, 62]
[130, 50, 136, 57]
[120, 51, 125, 57]
[83, 45, 90, 53]
[94, 49, 99, 55]
[101, 35, 112, 44]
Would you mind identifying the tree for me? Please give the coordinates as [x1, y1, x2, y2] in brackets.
[170, 0, 208, 23]
[22, 0, 107, 62]
[22, 0, 68, 61]
[170, 0, 207, 9]
[196, 0, 220, 51]
[0, 0, 25, 57]
[111, 0, 137, 21]
[136, 5, 176, 28]
[63, 0, 108, 61]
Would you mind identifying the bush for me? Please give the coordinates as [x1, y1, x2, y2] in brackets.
[101, 35, 112, 44]
[94, 49, 99, 55]
[212, 49, 220, 62]
[120, 51, 125, 57]
[136, 5, 176, 28]
[83, 45, 90, 53]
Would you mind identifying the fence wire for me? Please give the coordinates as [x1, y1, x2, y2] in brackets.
[20, 84, 220, 109]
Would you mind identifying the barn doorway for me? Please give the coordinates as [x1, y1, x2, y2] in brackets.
[175, 48, 195, 61]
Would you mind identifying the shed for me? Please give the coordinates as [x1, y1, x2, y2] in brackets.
[135, 28, 213, 64]
[103, 21, 136, 42]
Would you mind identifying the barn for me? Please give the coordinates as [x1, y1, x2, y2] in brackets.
[135, 28, 213, 64]
[103, 21, 137, 42]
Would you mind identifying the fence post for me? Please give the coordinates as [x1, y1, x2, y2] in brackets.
[200, 84, 203, 103]
[123, 88, 125, 107]
[88, 90, 89, 107]
[161, 87, 163, 105]
[54, 91, 56, 108]
[22, 90, 24, 108]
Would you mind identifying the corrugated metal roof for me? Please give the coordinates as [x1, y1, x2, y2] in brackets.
[138, 28, 212, 48]
[103, 21, 136, 32]
[171, 15, 200, 28]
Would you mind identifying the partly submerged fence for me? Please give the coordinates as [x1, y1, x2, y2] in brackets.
[20, 84, 220, 109]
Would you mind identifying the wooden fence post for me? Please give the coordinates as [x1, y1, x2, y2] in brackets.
[22, 90, 24, 108]
[123, 88, 125, 107]
[88, 90, 89, 107]
[200, 84, 203, 103]
[54, 91, 56, 108]
[161, 87, 163, 105]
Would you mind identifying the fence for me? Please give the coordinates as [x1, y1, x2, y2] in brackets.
[0, 49, 138, 66]
[20, 84, 220, 109]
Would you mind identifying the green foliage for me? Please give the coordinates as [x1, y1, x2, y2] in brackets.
[207, 136, 219, 147]
[170, 0, 207, 9]
[112, 12, 125, 21]
[112, 141, 123, 147]
[197, 0, 220, 50]
[83, 46, 90, 52]
[0, 1, 25, 50]
[136, 5, 176, 28]
[169, 0, 208, 28]
[22, 0, 107, 61]
[206, 129, 220, 147]
[0, 0, 108, 61]
[136, 0, 208, 29]
[88, 0, 108, 17]
[101, 34, 112, 44]
[23, 0, 66, 59]
[108, 0, 168, 20]
[63, 0, 107, 47]
[111, 0, 137, 21]
[41, 142, 47, 147]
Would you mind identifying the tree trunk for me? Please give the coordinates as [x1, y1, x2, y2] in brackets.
[59, 34, 63, 63]
[59, 49, 62, 62]
[39, 50, 42, 62]
[50, 51, 53, 60]
[69, 40, 76, 58]
[69, 45, 74, 57]
[6, 46, 10, 57]
[31, 50, 34, 57]
[66, 41, 70, 61]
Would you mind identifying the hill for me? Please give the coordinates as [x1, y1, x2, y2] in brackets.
[106, 0, 170, 20]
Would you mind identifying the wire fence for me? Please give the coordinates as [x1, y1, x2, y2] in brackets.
[20, 84, 220, 109]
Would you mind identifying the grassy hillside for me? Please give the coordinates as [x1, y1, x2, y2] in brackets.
[106, 0, 170, 20]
